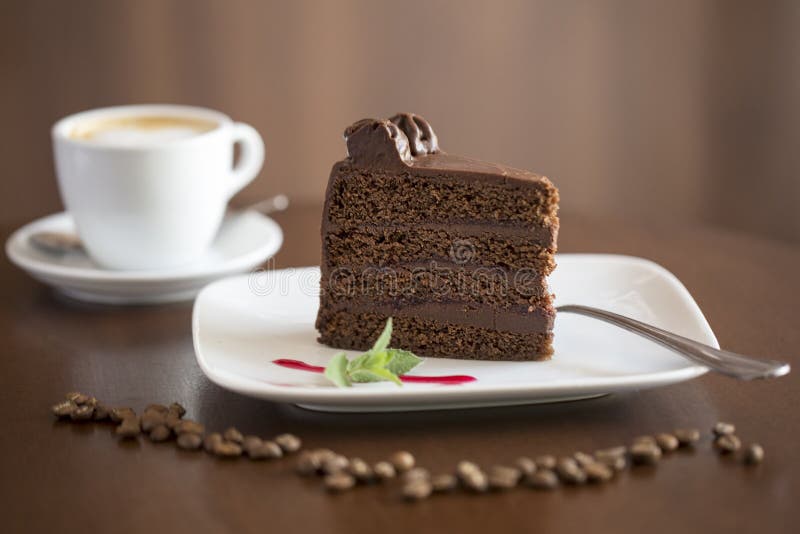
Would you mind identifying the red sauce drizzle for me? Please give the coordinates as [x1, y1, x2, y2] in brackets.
[272, 358, 476, 385]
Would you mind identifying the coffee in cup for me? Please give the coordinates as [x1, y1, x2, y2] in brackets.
[67, 115, 219, 145]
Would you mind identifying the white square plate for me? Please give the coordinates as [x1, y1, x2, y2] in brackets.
[192, 254, 714, 412]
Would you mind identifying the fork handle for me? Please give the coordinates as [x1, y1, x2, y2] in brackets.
[556, 305, 790, 380]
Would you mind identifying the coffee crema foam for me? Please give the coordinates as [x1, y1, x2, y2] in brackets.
[69, 115, 218, 146]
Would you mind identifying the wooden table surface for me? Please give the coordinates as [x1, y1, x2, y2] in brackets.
[1, 204, 797, 534]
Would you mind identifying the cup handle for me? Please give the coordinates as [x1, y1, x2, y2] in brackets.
[227, 122, 265, 199]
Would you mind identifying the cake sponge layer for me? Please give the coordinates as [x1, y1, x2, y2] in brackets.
[316, 309, 554, 361]
[326, 166, 559, 228]
[324, 226, 556, 271]
[321, 265, 551, 308]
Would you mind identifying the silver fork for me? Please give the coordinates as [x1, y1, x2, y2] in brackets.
[557, 304, 791, 380]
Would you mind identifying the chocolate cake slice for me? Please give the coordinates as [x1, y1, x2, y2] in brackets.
[315, 113, 559, 361]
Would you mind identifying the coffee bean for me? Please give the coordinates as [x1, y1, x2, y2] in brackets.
[52, 400, 77, 418]
[175, 420, 204, 436]
[403, 479, 433, 501]
[109, 407, 136, 423]
[674, 428, 701, 446]
[515, 456, 537, 475]
[203, 432, 223, 453]
[140, 412, 166, 432]
[177, 432, 203, 450]
[403, 467, 430, 482]
[92, 403, 110, 421]
[743, 443, 764, 465]
[296, 451, 323, 475]
[556, 458, 586, 484]
[66, 392, 90, 405]
[165, 414, 182, 430]
[249, 441, 283, 460]
[535, 455, 557, 470]
[599, 445, 627, 456]
[389, 450, 415, 472]
[456, 460, 481, 480]
[633, 435, 657, 446]
[212, 440, 243, 458]
[262, 441, 283, 459]
[70, 404, 94, 421]
[584, 462, 614, 483]
[488, 465, 521, 490]
[456, 461, 487, 492]
[373, 461, 396, 480]
[325, 472, 355, 492]
[115, 417, 141, 439]
[461, 469, 488, 493]
[321, 454, 349, 474]
[431, 473, 458, 492]
[655, 433, 679, 452]
[168, 402, 186, 418]
[314, 448, 336, 461]
[595, 446, 626, 462]
[148, 424, 172, 442]
[574, 452, 595, 468]
[630, 442, 662, 465]
[347, 458, 373, 483]
[525, 469, 560, 490]
[555, 457, 579, 473]
[275, 433, 302, 453]
[144, 404, 168, 415]
[597, 454, 627, 471]
[714, 434, 741, 454]
[314, 449, 339, 471]
[223, 427, 244, 444]
[713, 422, 736, 436]
[242, 435, 263, 454]
[312, 448, 339, 466]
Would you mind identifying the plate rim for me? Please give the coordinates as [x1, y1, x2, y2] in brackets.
[4, 210, 284, 283]
[192, 254, 713, 406]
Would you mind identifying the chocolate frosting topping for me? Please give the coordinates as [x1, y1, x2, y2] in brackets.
[389, 113, 439, 156]
[342, 112, 547, 184]
[345, 118, 412, 167]
[344, 113, 439, 168]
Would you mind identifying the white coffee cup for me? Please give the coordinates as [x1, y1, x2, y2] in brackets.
[52, 104, 264, 270]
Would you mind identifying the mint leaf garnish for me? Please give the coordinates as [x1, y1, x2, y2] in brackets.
[371, 317, 393, 353]
[323, 318, 423, 388]
[345, 352, 371, 373]
[362, 367, 403, 386]
[385, 349, 423, 376]
[323, 352, 350, 388]
[349, 369, 386, 383]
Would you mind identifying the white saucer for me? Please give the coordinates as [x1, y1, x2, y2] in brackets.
[5, 210, 283, 305]
[192, 255, 715, 412]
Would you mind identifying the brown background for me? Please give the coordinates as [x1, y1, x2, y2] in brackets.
[1, 0, 799, 242]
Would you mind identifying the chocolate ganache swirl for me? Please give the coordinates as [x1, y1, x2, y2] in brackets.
[389, 113, 439, 156]
[344, 113, 439, 168]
